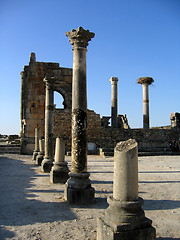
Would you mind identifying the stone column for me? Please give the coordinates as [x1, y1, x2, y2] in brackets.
[41, 77, 54, 173]
[64, 26, 95, 204]
[36, 139, 45, 166]
[50, 138, 69, 183]
[97, 139, 156, 240]
[110, 77, 118, 128]
[137, 77, 154, 129]
[32, 127, 40, 160]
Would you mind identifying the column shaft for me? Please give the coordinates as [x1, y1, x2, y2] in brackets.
[113, 139, 138, 201]
[32, 127, 40, 160]
[50, 138, 69, 184]
[71, 47, 87, 173]
[54, 138, 65, 163]
[44, 83, 54, 159]
[41, 78, 54, 172]
[142, 83, 149, 129]
[110, 77, 118, 128]
[35, 127, 40, 151]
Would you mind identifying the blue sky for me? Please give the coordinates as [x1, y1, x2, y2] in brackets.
[0, 0, 180, 134]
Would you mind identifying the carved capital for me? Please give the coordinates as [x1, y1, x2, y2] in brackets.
[110, 77, 119, 84]
[65, 26, 95, 49]
[43, 77, 54, 90]
[137, 77, 154, 86]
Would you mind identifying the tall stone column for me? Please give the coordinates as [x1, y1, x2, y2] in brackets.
[32, 127, 40, 160]
[137, 77, 154, 129]
[97, 139, 156, 240]
[64, 26, 95, 204]
[110, 77, 118, 128]
[41, 77, 54, 173]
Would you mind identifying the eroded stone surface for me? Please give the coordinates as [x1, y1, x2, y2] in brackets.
[115, 139, 137, 152]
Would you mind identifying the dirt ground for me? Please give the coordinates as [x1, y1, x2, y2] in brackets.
[0, 154, 180, 240]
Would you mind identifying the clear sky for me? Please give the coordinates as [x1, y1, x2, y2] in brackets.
[0, 0, 180, 135]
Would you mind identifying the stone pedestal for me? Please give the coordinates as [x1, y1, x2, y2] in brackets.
[64, 27, 95, 204]
[36, 139, 45, 166]
[97, 139, 156, 240]
[64, 172, 95, 204]
[41, 77, 54, 173]
[110, 77, 118, 128]
[32, 127, 40, 160]
[137, 77, 154, 129]
[50, 138, 69, 183]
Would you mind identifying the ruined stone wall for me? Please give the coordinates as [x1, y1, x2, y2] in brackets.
[99, 128, 180, 153]
[20, 53, 72, 154]
[21, 53, 179, 155]
[21, 53, 102, 154]
[53, 109, 101, 152]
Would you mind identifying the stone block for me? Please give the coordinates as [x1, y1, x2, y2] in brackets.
[36, 155, 44, 166]
[50, 170, 69, 183]
[64, 184, 95, 205]
[97, 216, 156, 240]
[41, 159, 53, 173]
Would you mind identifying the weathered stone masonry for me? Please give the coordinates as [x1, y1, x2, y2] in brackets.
[20, 53, 180, 155]
[20, 53, 102, 154]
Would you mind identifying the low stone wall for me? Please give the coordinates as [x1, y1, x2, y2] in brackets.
[99, 128, 180, 153]
[21, 106, 180, 155]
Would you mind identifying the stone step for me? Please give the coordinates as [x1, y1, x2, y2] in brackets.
[0, 145, 21, 154]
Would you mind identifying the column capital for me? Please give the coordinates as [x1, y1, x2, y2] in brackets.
[65, 26, 95, 49]
[43, 76, 54, 90]
[137, 77, 154, 86]
[110, 77, 119, 84]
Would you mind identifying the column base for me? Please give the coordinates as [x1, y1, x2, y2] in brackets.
[32, 151, 39, 161]
[50, 162, 69, 184]
[64, 172, 95, 205]
[97, 197, 156, 240]
[36, 154, 44, 166]
[97, 217, 156, 240]
[41, 158, 53, 173]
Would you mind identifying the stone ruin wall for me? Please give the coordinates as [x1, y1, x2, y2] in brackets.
[20, 53, 180, 155]
[100, 128, 180, 153]
[20, 53, 102, 154]
[53, 109, 101, 152]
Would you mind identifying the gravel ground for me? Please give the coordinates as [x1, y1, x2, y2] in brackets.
[0, 154, 180, 240]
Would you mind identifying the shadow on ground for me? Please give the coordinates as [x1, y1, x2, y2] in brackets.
[156, 238, 180, 240]
[0, 156, 76, 228]
[143, 199, 180, 211]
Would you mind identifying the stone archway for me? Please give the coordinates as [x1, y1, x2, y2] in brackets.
[54, 91, 64, 109]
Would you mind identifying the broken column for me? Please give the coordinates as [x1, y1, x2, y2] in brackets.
[32, 127, 40, 160]
[110, 77, 119, 128]
[36, 139, 45, 166]
[50, 138, 69, 183]
[137, 77, 154, 129]
[97, 139, 156, 240]
[64, 27, 95, 204]
[41, 77, 54, 173]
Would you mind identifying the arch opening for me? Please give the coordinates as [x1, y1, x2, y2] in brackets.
[54, 91, 64, 109]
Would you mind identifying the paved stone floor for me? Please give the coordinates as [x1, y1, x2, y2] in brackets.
[0, 154, 180, 240]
